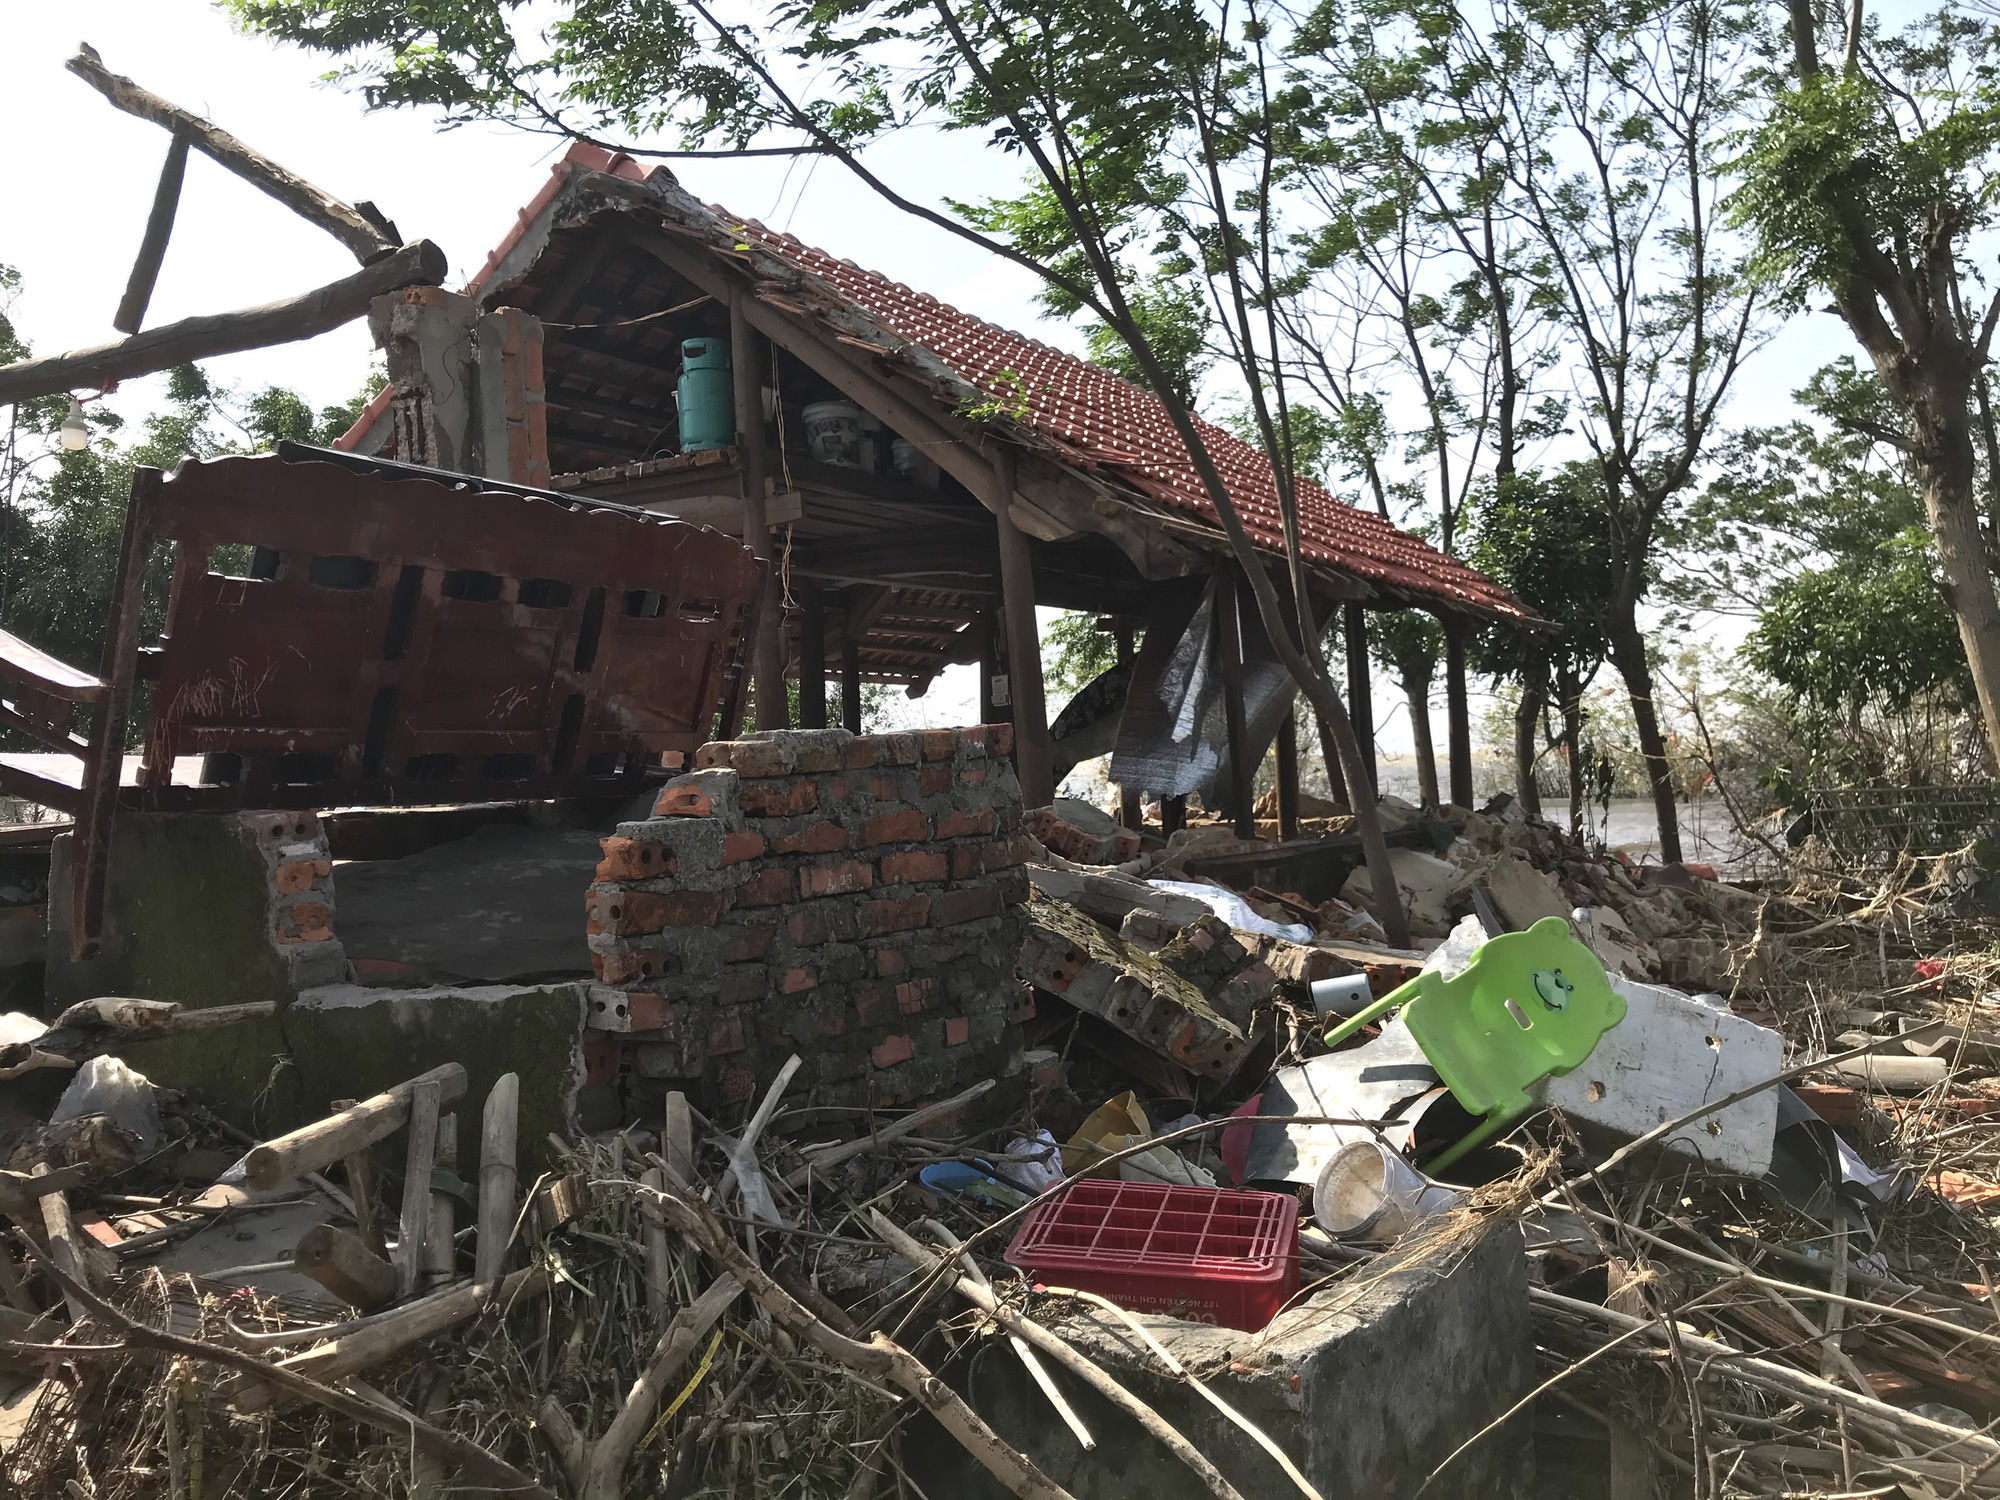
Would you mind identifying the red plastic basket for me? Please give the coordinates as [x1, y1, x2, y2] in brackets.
[1003, 1179, 1299, 1331]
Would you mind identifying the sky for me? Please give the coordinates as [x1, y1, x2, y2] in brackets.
[0, 1, 1872, 782]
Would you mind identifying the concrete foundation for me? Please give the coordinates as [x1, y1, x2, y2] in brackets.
[905, 1222, 1534, 1500]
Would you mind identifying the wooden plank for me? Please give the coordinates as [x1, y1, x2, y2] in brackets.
[114, 131, 191, 335]
[474, 1074, 519, 1287]
[0, 629, 106, 701]
[393, 1078, 442, 1299]
[995, 447, 1053, 808]
[245, 1063, 467, 1190]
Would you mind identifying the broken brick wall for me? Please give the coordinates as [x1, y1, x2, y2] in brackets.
[583, 725, 1034, 1115]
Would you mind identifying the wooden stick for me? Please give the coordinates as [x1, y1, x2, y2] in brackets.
[922, 1220, 1093, 1452]
[663, 1091, 695, 1186]
[476, 1073, 519, 1287]
[426, 1112, 457, 1290]
[647, 1170, 1077, 1500]
[329, 1097, 383, 1260]
[395, 1078, 442, 1300]
[641, 1166, 673, 1327]
[782, 1079, 996, 1189]
[114, 131, 190, 334]
[229, 1265, 547, 1413]
[245, 1062, 465, 1191]
[14, 1230, 551, 1497]
[292, 1224, 397, 1311]
[716, 1054, 801, 1225]
[871, 1213, 1243, 1500]
[0, 238, 447, 406]
[34, 1167, 92, 1323]
[66, 45, 392, 263]
[579, 1275, 741, 1499]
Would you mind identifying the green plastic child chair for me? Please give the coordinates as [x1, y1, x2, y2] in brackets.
[1323, 915, 1627, 1174]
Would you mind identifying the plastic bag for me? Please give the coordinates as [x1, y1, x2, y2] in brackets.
[51, 1055, 161, 1151]
[1145, 879, 1315, 943]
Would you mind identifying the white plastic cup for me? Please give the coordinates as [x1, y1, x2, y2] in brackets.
[1313, 1138, 1467, 1242]
[1309, 973, 1374, 1017]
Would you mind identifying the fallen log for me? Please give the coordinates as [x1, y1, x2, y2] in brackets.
[66, 45, 393, 263]
[229, 1264, 547, 1413]
[244, 1062, 466, 1190]
[0, 238, 447, 407]
[293, 1224, 397, 1312]
[113, 130, 190, 334]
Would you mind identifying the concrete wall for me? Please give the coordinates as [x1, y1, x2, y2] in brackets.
[584, 725, 1033, 1115]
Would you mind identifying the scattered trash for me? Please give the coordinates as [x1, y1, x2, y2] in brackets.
[1313, 1137, 1467, 1242]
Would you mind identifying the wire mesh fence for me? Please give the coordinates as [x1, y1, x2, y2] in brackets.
[1804, 783, 2000, 868]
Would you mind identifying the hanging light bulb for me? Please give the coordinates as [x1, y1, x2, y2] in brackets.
[58, 398, 88, 453]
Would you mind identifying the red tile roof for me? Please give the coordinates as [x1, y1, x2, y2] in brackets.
[356, 142, 1524, 620]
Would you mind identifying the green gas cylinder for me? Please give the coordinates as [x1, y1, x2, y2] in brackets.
[677, 337, 734, 452]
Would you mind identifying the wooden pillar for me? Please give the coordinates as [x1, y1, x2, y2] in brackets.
[1217, 567, 1255, 838]
[977, 605, 1001, 726]
[731, 289, 786, 730]
[1161, 795, 1187, 837]
[1276, 712, 1301, 840]
[993, 448, 1054, 807]
[1445, 614, 1474, 809]
[1344, 603, 1376, 797]
[841, 637, 863, 734]
[798, 581, 827, 730]
[1114, 625, 1141, 831]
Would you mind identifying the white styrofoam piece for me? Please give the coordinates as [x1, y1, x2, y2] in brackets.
[1535, 976, 1783, 1178]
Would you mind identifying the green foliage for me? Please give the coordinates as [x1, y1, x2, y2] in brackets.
[1080, 276, 1212, 409]
[1042, 610, 1124, 698]
[1461, 465, 1616, 686]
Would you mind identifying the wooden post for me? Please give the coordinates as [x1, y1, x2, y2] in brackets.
[1445, 614, 1474, 809]
[1276, 712, 1302, 840]
[114, 130, 190, 334]
[1161, 795, 1187, 837]
[1607, 1261, 1663, 1500]
[731, 289, 785, 730]
[294, 1224, 398, 1311]
[993, 448, 1054, 807]
[841, 637, 863, 734]
[976, 606, 1000, 726]
[1345, 603, 1376, 798]
[798, 580, 827, 729]
[474, 1073, 519, 1288]
[425, 1112, 456, 1290]
[34, 1167, 92, 1323]
[1217, 567, 1255, 838]
[245, 1063, 467, 1190]
[1114, 625, 1141, 830]
[394, 1078, 442, 1299]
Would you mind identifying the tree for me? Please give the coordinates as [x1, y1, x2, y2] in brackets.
[1368, 610, 1443, 810]
[1732, 4, 2000, 769]
[230, 0, 1420, 943]
[1463, 466, 1617, 830]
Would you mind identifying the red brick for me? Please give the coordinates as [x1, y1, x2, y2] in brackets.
[880, 850, 947, 884]
[801, 860, 875, 898]
[721, 831, 767, 865]
[844, 738, 882, 769]
[740, 778, 819, 816]
[781, 966, 818, 995]
[610, 889, 726, 931]
[987, 723, 1014, 756]
[872, 1034, 915, 1069]
[730, 740, 791, 777]
[854, 984, 897, 1027]
[950, 844, 979, 880]
[864, 894, 933, 935]
[958, 726, 989, 756]
[984, 835, 1034, 871]
[593, 947, 664, 983]
[922, 729, 957, 761]
[815, 1002, 847, 1037]
[861, 809, 929, 847]
[875, 947, 906, 976]
[720, 1068, 757, 1103]
[960, 764, 989, 787]
[582, 1036, 619, 1088]
[944, 1017, 971, 1047]
[277, 901, 333, 943]
[625, 992, 670, 1031]
[937, 807, 996, 839]
[918, 765, 952, 796]
[722, 922, 776, 962]
[707, 1014, 747, 1054]
[896, 979, 933, 1014]
[273, 857, 330, 895]
[932, 883, 1003, 927]
[773, 819, 848, 855]
[694, 741, 736, 770]
[868, 776, 903, 801]
[736, 867, 797, 907]
[882, 732, 922, 765]
[794, 739, 847, 772]
[653, 784, 713, 818]
[660, 750, 686, 770]
[596, 835, 670, 881]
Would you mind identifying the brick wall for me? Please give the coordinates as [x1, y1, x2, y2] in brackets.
[583, 725, 1033, 1114]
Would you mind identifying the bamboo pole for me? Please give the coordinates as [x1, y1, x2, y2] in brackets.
[475, 1073, 519, 1287]
[394, 1078, 442, 1299]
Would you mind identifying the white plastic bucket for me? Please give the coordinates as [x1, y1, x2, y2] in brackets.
[1313, 1138, 1466, 1242]
[804, 401, 865, 468]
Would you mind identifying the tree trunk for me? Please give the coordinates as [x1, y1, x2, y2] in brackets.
[1608, 619, 1682, 865]
[1559, 668, 1587, 836]
[1403, 664, 1440, 814]
[1916, 412, 2000, 766]
[1513, 681, 1544, 819]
